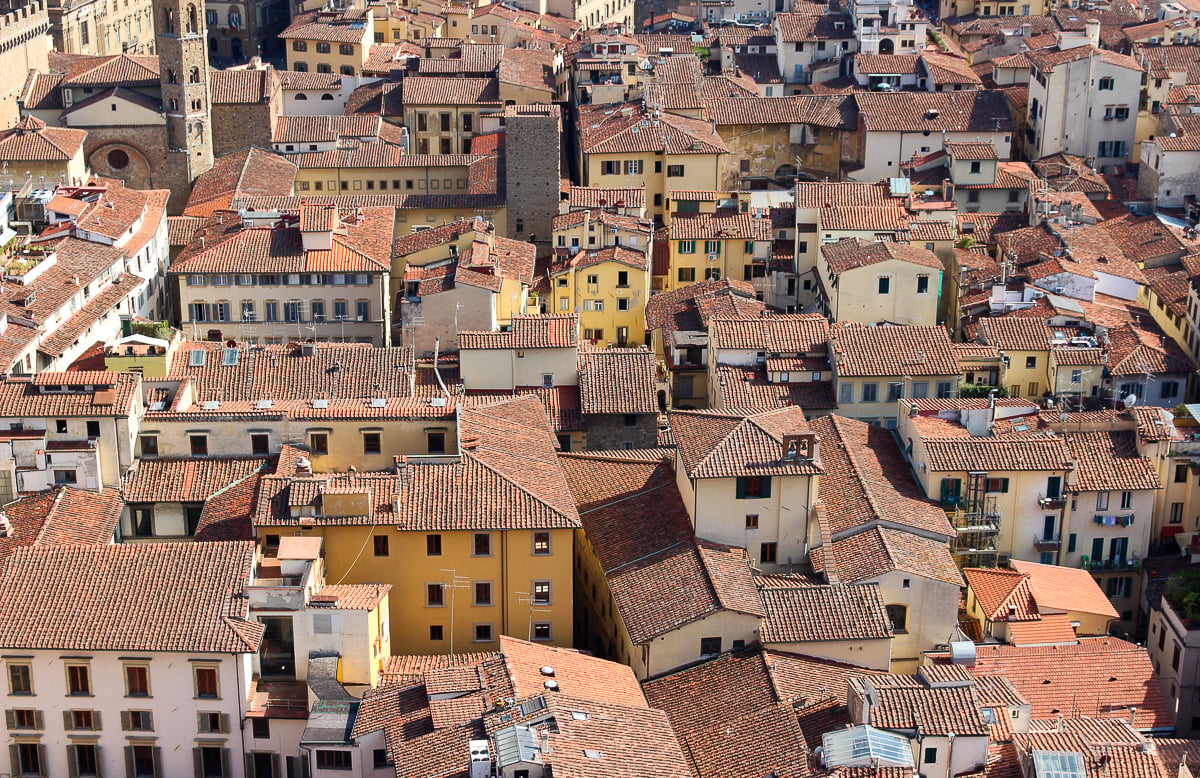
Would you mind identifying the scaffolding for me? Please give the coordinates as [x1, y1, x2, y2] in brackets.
[947, 471, 1001, 568]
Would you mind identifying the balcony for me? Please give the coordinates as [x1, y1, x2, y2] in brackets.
[1033, 534, 1062, 551]
[1037, 493, 1066, 509]
[1092, 512, 1136, 528]
[1079, 555, 1140, 571]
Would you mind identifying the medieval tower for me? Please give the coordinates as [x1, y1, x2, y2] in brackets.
[155, 0, 213, 206]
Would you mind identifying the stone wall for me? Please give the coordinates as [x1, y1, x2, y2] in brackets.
[584, 412, 658, 450]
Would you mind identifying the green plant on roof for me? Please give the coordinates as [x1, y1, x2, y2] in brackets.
[1165, 569, 1200, 628]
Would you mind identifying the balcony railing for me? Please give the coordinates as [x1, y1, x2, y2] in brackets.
[1038, 493, 1066, 509]
[1079, 555, 1140, 571]
[1033, 534, 1062, 551]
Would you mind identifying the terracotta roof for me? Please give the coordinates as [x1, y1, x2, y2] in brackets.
[0, 371, 139, 418]
[1062, 429, 1160, 492]
[58, 53, 160, 87]
[1014, 719, 1169, 778]
[122, 455, 270, 503]
[402, 76, 500, 105]
[855, 90, 1013, 133]
[953, 637, 1172, 730]
[0, 542, 263, 653]
[642, 647, 810, 778]
[272, 114, 384, 144]
[715, 365, 837, 414]
[278, 70, 342, 90]
[578, 347, 658, 415]
[831, 324, 959, 377]
[184, 148, 297, 218]
[0, 116, 86, 162]
[964, 567, 1041, 621]
[709, 313, 829, 352]
[921, 52, 985, 85]
[459, 314, 579, 350]
[499, 635, 648, 707]
[0, 487, 121, 563]
[209, 68, 271, 104]
[821, 238, 943, 273]
[813, 526, 963, 587]
[560, 452, 763, 644]
[279, 11, 373, 43]
[566, 186, 646, 210]
[170, 207, 391, 274]
[920, 433, 1074, 473]
[312, 584, 391, 610]
[704, 94, 856, 128]
[976, 318, 1064, 351]
[760, 580, 893, 643]
[671, 406, 823, 479]
[1009, 560, 1120, 619]
[858, 676, 989, 736]
[809, 414, 952, 540]
[775, 11, 857, 42]
[1006, 614, 1080, 646]
[645, 279, 762, 342]
[856, 54, 921, 74]
[579, 103, 728, 155]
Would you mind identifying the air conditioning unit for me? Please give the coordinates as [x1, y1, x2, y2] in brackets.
[708, 252, 719, 261]
[1150, 36, 1161, 43]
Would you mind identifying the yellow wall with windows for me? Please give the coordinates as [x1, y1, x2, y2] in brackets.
[550, 259, 649, 346]
[267, 526, 575, 655]
[582, 152, 722, 223]
[666, 235, 760, 292]
[405, 104, 490, 156]
[285, 21, 371, 76]
[294, 163, 474, 197]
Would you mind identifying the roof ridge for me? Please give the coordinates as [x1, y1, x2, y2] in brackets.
[31, 487, 70, 547]
[463, 448, 573, 524]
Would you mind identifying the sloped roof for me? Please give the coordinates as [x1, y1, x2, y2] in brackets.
[831, 325, 959, 377]
[0, 542, 263, 653]
[759, 581, 893, 642]
[1009, 560, 1120, 619]
[578, 347, 658, 415]
[0, 116, 86, 162]
[671, 406, 823, 479]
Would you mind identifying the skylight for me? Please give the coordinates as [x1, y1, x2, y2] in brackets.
[1032, 751, 1086, 778]
[822, 726, 915, 769]
[189, 350, 206, 367]
[222, 348, 239, 366]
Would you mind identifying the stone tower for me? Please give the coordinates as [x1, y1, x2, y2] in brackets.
[155, 0, 213, 198]
[503, 104, 561, 247]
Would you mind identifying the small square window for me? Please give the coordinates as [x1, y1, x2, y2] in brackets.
[430, 625, 444, 640]
[373, 535, 389, 557]
[474, 623, 493, 642]
[474, 533, 492, 556]
[533, 532, 551, 555]
[746, 514, 759, 528]
[427, 534, 442, 556]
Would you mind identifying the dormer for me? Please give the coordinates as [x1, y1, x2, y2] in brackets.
[299, 203, 339, 252]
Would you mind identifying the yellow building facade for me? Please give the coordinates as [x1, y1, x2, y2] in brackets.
[549, 246, 651, 346]
[665, 211, 772, 292]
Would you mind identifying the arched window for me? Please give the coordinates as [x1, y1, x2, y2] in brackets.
[186, 4, 198, 33]
[294, 93, 308, 101]
[886, 604, 908, 633]
[320, 93, 334, 101]
[163, 8, 174, 34]
[189, 67, 200, 83]
[166, 69, 177, 84]
[168, 98, 178, 111]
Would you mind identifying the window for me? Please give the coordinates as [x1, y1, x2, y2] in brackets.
[373, 535, 389, 557]
[839, 383, 853, 404]
[746, 514, 759, 529]
[1163, 381, 1181, 399]
[887, 383, 905, 402]
[700, 637, 721, 657]
[309, 432, 329, 456]
[71, 709, 97, 730]
[667, 165, 684, 177]
[427, 534, 442, 556]
[924, 747, 938, 764]
[1172, 502, 1184, 525]
[194, 666, 218, 699]
[678, 268, 696, 283]
[8, 663, 32, 695]
[1097, 140, 1126, 157]
[878, 276, 890, 294]
[474, 581, 493, 606]
[125, 665, 150, 697]
[316, 751, 352, 771]
[1097, 492, 1110, 511]
[138, 434, 158, 457]
[532, 581, 551, 605]
[530, 532, 552, 556]
[339, 43, 354, 55]
[624, 160, 642, 175]
[861, 383, 878, 402]
[533, 623, 552, 641]
[55, 419, 67, 434]
[970, 161, 982, 174]
[362, 432, 381, 455]
[600, 161, 618, 175]
[316, 41, 330, 53]
[9, 708, 39, 729]
[68, 664, 91, 695]
[1071, 369, 1082, 384]
[430, 625, 444, 640]
[475, 624, 494, 642]
[250, 433, 270, 456]
[678, 240, 696, 254]
[426, 583, 445, 607]
[916, 274, 930, 294]
[888, 604, 908, 633]
[704, 240, 721, 255]
[1099, 76, 1114, 90]
[1120, 491, 1132, 509]
[55, 470, 77, 485]
[474, 533, 492, 556]
[13, 743, 44, 777]
[127, 744, 158, 778]
[71, 743, 100, 776]
[985, 478, 1010, 493]
[190, 435, 208, 456]
[736, 476, 771, 499]
[936, 381, 953, 399]
[1026, 356, 1037, 369]
[760, 542, 778, 564]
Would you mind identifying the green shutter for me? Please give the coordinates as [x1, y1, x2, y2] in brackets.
[1068, 534, 1077, 553]
[152, 747, 162, 778]
[735, 478, 745, 499]
[219, 713, 230, 734]
[37, 743, 47, 777]
[761, 477, 772, 498]
[65, 710, 75, 730]
[4, 709, 14, 729]
[1001, 478, 1010, 493]
[93, 711, 101, 731]
[1091, 537, 1104, 561]
[67, 744, 80, 778]
[245, 755, 256, 778]
[33, 709, 43, 730]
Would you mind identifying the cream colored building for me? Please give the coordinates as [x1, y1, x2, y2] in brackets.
[169, 204, 392, 345]
[816, 239, 943, 326]
[830, 325, 960, 427]
[47, 0, 155, 55]
[280, 8, 373, 75]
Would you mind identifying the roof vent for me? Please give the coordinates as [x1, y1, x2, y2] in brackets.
[544, 679, 560, 691]
[540, 666, 555, 677]
[925, 109, 939, 120]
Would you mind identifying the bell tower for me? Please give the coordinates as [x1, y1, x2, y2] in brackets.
[155, 0, 213, 189]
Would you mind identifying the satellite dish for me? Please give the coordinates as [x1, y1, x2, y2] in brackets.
[1123, 393, 1138, 407]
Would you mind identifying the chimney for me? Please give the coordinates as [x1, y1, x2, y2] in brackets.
[1085, 18, 1100, 47]
[1129, 707, 1138, 727]
[296, 456, 312, 475]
